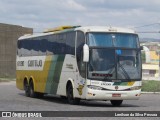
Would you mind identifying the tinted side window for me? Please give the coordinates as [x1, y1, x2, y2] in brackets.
[57, 33, 66, 54]
[76, 31, 85, 59]
[76, 31, 85, 78]
[18, 39, 32, 56]
[18, 32, 76, 56]
[41, 34, 66, 55]
[31, 38, 40, 56]
[66, 32, 76, 55]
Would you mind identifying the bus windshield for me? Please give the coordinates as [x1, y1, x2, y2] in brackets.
[88, 33, 139, 48]
[88, 49, 141, 81]
[87, 32, 141, 81]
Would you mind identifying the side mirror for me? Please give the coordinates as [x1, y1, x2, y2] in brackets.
[83, 44, 89, 62]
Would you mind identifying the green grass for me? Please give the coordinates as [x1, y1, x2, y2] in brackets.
[142, 80, 160, 92]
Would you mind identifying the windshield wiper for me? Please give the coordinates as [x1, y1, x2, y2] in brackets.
[118, 62, 130, 80]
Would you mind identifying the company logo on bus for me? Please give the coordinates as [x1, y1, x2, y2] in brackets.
[115, 86, 119, 90]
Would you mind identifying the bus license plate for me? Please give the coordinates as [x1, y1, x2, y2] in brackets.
[112, 94, 121, 97]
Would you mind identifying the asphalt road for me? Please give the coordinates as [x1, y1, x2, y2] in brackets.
[0, 81, 160, 120]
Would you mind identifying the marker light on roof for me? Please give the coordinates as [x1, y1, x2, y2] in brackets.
[43, 25, 81, 33]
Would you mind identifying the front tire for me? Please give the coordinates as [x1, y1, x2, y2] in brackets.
[67, 83, 80, 105]
[110, 100, 123, 106]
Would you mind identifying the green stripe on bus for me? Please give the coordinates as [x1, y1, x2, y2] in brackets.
[113, 82, 128, 86]
[45, 55, 58, 93]
[50, 55, 65, 94]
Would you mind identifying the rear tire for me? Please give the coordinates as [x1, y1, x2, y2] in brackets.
[67, 83, 80, 105]
[110, 100, 123, 106]
[24, 80, 30, 97]
[29, 80, 37, 98]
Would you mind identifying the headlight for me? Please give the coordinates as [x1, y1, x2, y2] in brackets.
[87, 85, 103, 90]
[130, 86, 141, 90]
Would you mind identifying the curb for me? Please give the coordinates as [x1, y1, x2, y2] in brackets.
[141, 92, 160, 94]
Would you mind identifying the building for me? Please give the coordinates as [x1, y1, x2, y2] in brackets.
[150, 51, 159, 64]
[141, 42, 160, 51]
[0, 23, 33, 77]
[141, 42, 160, 80]
[142, 64, 159, 80]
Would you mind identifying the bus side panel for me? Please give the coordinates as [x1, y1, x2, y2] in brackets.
[56, 54, 86, 99]
[16, 71, 25, 90]
[16, 54, 82, 96]
[16, 56, 52, 93]
[44, 55, 65, 95]
[56, 54, 77, 96]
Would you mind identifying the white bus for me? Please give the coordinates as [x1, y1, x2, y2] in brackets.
[16, 26, 142, 106]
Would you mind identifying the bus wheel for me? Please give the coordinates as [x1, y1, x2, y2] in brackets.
[110, 100, 123, 106]
[29, 80, 37, 98]
[67, 83, 80, 105]
[24, 80, 30, 97]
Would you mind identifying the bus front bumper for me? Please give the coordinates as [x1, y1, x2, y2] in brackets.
[85, 89, 141, 100]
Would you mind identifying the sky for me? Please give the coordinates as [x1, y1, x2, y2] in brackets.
[0, 0, 160, 39]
